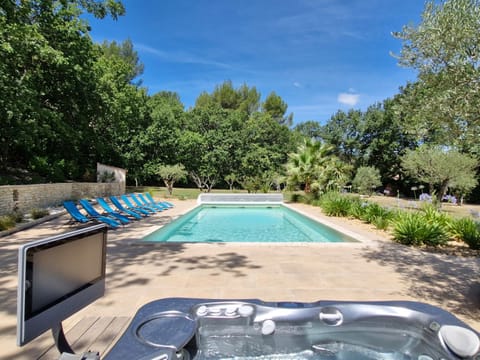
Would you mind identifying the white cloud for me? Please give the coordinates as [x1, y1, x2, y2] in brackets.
[293, 81, 302, 88]
[136, 43, 232, 69]
[337, 92, 360, 106]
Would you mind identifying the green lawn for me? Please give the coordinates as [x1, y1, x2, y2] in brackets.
[127, 186, 250, 200]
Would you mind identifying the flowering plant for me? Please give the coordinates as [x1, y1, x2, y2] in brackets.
[442, 194, 457, 204]
[419, 193, 432, 202]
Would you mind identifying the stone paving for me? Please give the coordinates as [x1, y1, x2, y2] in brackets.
[1, 199, 479, 359]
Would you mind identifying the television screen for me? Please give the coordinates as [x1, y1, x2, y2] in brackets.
[17, 224, 107, 346]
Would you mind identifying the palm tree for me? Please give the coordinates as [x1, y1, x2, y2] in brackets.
[318, 158, 353, 192]
[287, 139, 343, 193]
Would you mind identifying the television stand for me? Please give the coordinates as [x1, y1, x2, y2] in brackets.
[52, 323, 74, 355]
[52, 322, 100, 360]
[58, 351, 100, 360]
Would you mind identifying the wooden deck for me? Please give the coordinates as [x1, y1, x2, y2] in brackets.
[36, 317, 130, 360]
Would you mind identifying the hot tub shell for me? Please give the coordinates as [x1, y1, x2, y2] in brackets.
[104, 298, 480, 360]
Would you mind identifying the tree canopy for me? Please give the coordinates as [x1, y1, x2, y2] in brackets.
[392, 0, 480, 153]
[0, 0, 126, 180]
[286, 139, 350, 194]
[401, 145, 478, 202]
[1, 0, 479, 201]
[352, 166, 382, 195]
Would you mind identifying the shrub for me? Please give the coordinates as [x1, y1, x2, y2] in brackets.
[393, 213, 423, 246]
[0, 216, 16, 231]
[352, 166, 382, 195]
[421, 203, 452, 229]
[288, 193, 307, 204]
[10, 211, 23, 223]
[310, 199, 322, 207]
[350, 202, 392, 230]
[288, 193, 301, 203]
[420, 221, 449, 247]
[319, 192, 352, 217]
[303, 192, 320, 205]
[347, 199, 366, 219]
[361, 203, 390, 223]
[0, 211, 24, 230]
[260, 183, 271, 193]
[450, 218, 480, 250]
[347, 202, 362, 219]
[371, 215, 391, 231]
[392, 212, 449, 246]
[31, 208, 50, 220]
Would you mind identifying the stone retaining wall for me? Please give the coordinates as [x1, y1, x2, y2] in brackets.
[0, 182, 125, 215]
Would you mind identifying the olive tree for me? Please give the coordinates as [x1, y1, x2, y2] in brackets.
[352, 166, 382, 196]
[392, 0, 480, 151]
[157, 164, 187, 195]
[224, 174, 237, 191]
[401, 146, 478, 203]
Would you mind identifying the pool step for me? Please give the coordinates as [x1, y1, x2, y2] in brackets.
[178, 221, 197, 235]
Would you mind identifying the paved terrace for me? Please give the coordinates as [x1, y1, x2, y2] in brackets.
[1, 200, 479, 359]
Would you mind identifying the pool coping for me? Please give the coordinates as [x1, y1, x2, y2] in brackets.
[282, 203, 374, 244]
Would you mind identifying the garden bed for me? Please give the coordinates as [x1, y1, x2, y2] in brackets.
[422, 241, 480, 258]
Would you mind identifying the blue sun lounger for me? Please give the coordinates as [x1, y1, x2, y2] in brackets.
[118, 195, 153, 215]
[82, 198, 131, 224]
[64, 200, 120, 228]
[137, 193, 169, 211]
[79, 199, 125, 226]
[145, 192, 174, 208]
[125, 194, 158, 213]
[97, 197, 142, 220]
[129, 193, 161, 212]
[110, 196, 149, 217]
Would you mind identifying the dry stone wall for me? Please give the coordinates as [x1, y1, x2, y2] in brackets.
[0, 182, 125, 215]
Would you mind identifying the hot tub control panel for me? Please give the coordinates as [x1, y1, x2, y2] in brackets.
[104, 298, 480, 360]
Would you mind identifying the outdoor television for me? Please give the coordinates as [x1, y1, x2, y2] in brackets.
[17, 224, 107, 347]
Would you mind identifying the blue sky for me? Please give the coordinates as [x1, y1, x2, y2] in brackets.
[86, 0, 425, 125]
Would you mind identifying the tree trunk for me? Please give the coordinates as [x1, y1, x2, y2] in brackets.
[163, 180, 174, 195]
[437, 180, 449, 204]
[189, 172, 204, 191]
[304, 181, 311, 193]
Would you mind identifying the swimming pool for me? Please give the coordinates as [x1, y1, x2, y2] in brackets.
[142, 205, 357, 243]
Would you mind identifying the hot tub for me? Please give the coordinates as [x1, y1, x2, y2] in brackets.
[104, 298, 480, 360]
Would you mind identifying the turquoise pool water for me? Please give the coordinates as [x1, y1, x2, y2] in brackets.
[142, 205, 356, 243]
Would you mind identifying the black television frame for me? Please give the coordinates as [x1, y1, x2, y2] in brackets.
[17, 224, 107, 352]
